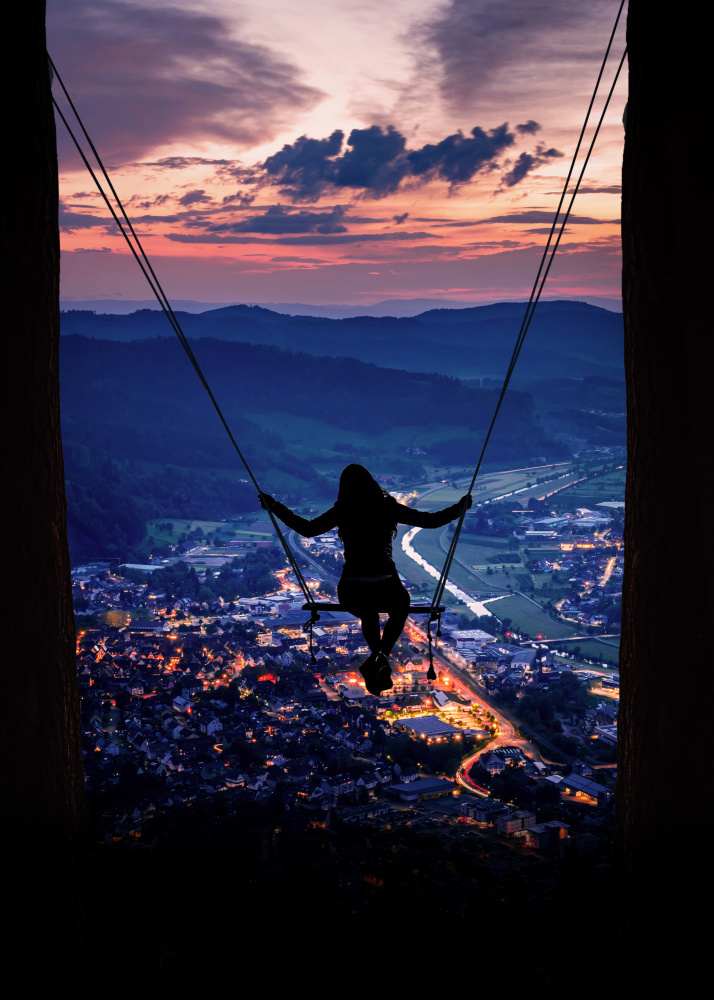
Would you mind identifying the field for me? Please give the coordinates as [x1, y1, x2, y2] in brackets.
[455, 539, 524, 593]
[407, 529, 502, 595]
[481, 593, 576, 639]
[548, 637, 620, 665]
[146, 517, 273, 548]
[392, 527, 480, 616]
[551, 466, 626, 511]
[416, 462, 574, 510]
[244, 410, 486, 480]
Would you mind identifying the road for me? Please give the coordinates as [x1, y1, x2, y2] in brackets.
[404, 617, 549, 778]
[416, 627, 580, 766]
[284, 483, 580, 780]
[287, 530, 340, 592]
[599, 555, 617, 587]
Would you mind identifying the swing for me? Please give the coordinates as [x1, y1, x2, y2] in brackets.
[300, 601, 446, 680]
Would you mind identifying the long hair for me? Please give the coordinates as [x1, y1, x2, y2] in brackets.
[335, 464, 397, 541]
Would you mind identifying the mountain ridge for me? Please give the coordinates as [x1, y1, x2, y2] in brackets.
[60, 299, 624, 382]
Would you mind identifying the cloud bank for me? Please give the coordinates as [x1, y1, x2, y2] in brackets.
[261, 123, 557, 200]
[417, 0, 615, 111]
[49, 0, 323, 164]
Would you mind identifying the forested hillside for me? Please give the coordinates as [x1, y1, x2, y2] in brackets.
[60, 334, 568, 562]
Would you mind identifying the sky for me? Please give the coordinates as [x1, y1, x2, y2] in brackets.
[49, 0, 628, 309]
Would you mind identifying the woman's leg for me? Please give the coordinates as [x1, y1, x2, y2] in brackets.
[379, 575, 411, 655]
[337, 578, 381, 654]
[359, 611, 381, 654]
[380, 607, 409, 655]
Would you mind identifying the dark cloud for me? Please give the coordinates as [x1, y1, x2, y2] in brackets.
[72, 247, 114, 253]
[516, 121, 541, 134]
[59, 206, 111, 232]
[208, 205, 348, 235]
[407, 125, 514, 183]
[178, 190, 211, 207]
[59, 199, 219, 233]
[331, 126, 409, 194]
[570, 184, 622, 194]
[261, 123, 522, 201]
[222, 192, 257, 207]
[139, 156, 238, 170]
[417, 0, 612, 110]
[433, 220, 485, 228]
[262, 130, 345, 201]
[338, 245, 464, 261]
[263, 126, 412, 200]
[337, 215, 384, 224]
[499, 145, 563, 187]
[130, 194, 172, 210]
[473, 211, 619, 225]
[48, 2, 323, 164]
[467, 240, 528, 248]
[165, 230, 439, 246]
[271, 256, 326, 264]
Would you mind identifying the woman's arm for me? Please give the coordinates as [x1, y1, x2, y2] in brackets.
[395, 494, 471, 529]
[259, 493, 339, 538]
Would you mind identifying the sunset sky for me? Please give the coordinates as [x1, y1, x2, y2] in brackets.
[49, 0, 627, 309]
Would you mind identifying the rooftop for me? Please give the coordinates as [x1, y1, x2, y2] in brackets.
[399, 715, 461, 738]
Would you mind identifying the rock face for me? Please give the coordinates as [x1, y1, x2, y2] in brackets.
[1, 0, 88, 977]
[618, 0, 714, 977]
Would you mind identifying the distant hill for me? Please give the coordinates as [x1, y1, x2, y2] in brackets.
[60, 334, 560, 467]
[60, 299, 624, 382]
[60, 295, 623, 319]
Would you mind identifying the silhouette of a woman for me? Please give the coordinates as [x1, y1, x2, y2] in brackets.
[259, 464, 470, 695]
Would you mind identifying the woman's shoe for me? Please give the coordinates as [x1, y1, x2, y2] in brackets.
[360, 652, 383, 696]
[375, 652, 393, 692]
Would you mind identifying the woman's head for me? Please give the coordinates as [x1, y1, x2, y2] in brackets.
[336, 464, 396, 541]
[337, 464, 387, 505]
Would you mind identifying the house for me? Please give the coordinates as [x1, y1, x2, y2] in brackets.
[490, 746, 528, 767]
[479, 750, 506, 775]
[163, 717, 188, 739]
[172, 695, 190, 713]
[560, 772, 611, 806]
[448, 629, 496, 652]
[356, 773, 380, 792]
[495, 809, 536, 837]
[524, 820, 570, 849]
[511, 649, 537, 670]
[387, 777, 454, 802]
[460, 799, 508, 823]
[431, 689, 451, 710]
[196, 713, 222, 736]
[593, 724, 618, 744]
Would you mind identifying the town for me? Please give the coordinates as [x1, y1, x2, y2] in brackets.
[74, 459, 621, 916]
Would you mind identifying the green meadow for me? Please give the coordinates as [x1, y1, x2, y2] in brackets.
[146, 517, 273, 549]
[481, 594, 576, 639]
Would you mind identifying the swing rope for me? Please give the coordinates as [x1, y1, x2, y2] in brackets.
[429, 16, 627, 619]
[49, 56, 314, 607]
